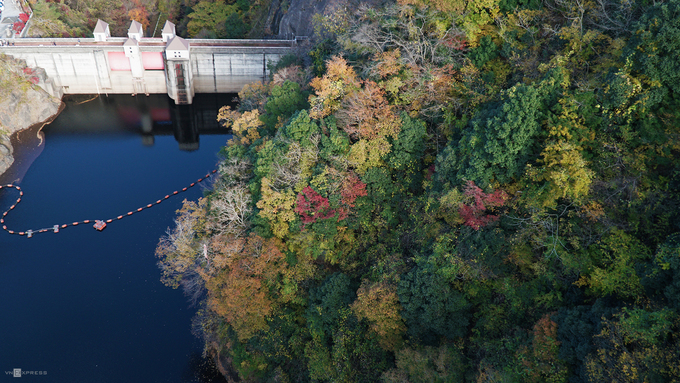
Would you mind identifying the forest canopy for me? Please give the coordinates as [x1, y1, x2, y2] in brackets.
[155, 0, 680, 381]
[27, 0, 269, 38]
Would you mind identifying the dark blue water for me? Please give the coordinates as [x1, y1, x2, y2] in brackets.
[0, 94, 231, 382]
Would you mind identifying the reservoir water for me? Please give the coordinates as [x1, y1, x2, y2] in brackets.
[0, 94, 232, 382]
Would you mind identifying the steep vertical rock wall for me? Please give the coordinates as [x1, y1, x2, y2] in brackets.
[0, 55, 61, 176]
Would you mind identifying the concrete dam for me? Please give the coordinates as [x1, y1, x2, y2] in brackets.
[0, 20, 297, 104]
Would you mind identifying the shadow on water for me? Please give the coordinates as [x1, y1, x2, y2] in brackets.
[181, 352, 228, 383]
[0, 124, 45, 185]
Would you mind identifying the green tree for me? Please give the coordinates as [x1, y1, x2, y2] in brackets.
[187, 1, 240, 38]
[398, 264, 470, 344]
[223, 11, 247, 39]
[626, 0, 680, 105]
[261, 80, 309, 129]
[437, 81, 544, 187]
[282, 109, 319, 147]
[305, 273, 390, 382]
[575, 229, 651, 300]
[382, 344, 467, 383]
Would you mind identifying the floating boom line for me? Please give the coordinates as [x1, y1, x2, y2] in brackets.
[0, 169, 218, 237]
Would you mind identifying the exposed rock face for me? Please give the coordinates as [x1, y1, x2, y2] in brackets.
[0, 86, 61, 176]
[0, 88, 60, 134]
[0, 134, 13, 175]
[273, 0, 383, 39]
[276, 0, 338, 38]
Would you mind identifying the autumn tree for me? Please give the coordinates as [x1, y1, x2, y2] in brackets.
[156, 199, 207, 289]
[351, 280, 406, 351]
[586, 308, 680, 383]
[308, 56, 360, 120]
[201, 234, 286, 341]
[128, 6, 150, 31]
[517, 313, 569, 383]
[526, 96, 595, 207]
[457, 180, 508, 230]
[256, 177, 297, 239]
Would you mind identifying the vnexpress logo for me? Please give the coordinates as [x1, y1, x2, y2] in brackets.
[5, 368, 46, 377]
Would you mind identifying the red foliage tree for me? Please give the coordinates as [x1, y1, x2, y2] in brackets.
[295, 187, 336, 226]
[19, 13, 30, 23]
[458, 181, 507, 230]
[443, 35, 467, 51]
[13, 22, 24, 34]
[338, 173, 367, 220]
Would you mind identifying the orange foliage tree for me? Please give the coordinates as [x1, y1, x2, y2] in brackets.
[201, 234, 287, 341]
[336, 80, 402, 142]
[308, 56, 361, 119]
[128, 5, 150, 31]
[517, 313, 568, 383]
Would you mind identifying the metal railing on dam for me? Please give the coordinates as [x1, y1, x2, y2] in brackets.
[0, 37, 297, 104]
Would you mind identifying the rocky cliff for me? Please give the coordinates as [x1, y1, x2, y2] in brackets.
[271, 0, 382, 38]
[0, 55, 61, 176]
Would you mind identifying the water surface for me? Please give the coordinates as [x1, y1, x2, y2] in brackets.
[0, 94, 232, 382]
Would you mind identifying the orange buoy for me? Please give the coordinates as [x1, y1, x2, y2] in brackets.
[72, 222, 79, 226]
[127, 211, 133, 215]
[137, 208, 143, 212]
[156, 200, 162, 204]
[147, 204, 153, 208]
[190, 183, 195, 187]
[173, 191, 179, 195]
[61, 224, 68, 229]
[106, 219, 113, 223]
[83, 220, 90, 224]
[117, 215, 124, 219]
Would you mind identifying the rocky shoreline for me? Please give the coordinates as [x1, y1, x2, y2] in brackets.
[0, 55, 62, 177]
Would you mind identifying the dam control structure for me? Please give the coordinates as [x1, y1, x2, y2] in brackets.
[0, 20, 298, 104]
